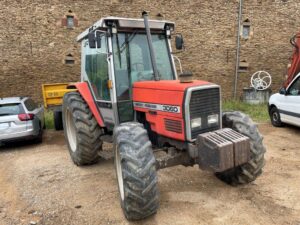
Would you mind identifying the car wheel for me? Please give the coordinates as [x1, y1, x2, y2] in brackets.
[35, 127, 43, 143]
[270, 107, 283, 127]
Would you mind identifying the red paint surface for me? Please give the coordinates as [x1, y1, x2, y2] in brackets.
[133, 80, 214, 141]
[72, 82, 105, 127]
[285, 34, 300, 87]
[133, 80, 211, 91]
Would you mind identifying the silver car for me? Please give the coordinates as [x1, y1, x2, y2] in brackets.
[0, 97, 44, 144]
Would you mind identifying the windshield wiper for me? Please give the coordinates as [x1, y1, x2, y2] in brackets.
[120, 30, 138, 53]
[115, 30, 138, 67]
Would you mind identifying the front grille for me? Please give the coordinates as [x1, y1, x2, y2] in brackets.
[188, 87, 221, 139]
[164, 119, 182, 134]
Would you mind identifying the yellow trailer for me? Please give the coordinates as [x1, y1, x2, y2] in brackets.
[42, 83, 76, 130]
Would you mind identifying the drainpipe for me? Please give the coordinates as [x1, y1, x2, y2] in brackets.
[234, 0, 243, 99]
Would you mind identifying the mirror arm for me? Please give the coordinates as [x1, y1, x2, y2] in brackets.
[172, 55, 183, 74]
[88, 30, 106, 49]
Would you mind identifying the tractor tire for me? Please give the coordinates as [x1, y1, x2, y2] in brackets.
[270, 106, 284, 127]
[215, 111, 266, 185]
[114, 122, 159, 220]
[62, 92, 103, 166]
[54, 111, 63, 130]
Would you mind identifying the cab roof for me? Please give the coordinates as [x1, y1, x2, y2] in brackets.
[0, 97, 27, 104]
[77, 16, 175, 42]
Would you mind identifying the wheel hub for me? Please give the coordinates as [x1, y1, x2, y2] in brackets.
[273, 112, 279, 122]
[65, 108, 77, 152]
[115, 146, 125, 201]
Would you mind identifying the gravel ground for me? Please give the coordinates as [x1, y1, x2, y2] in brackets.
[0, 123, 299, 225]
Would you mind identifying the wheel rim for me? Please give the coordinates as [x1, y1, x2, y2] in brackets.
[115, 146, 125, 201]
[65, 108, 77, 152]
[272, 111, 279, 122]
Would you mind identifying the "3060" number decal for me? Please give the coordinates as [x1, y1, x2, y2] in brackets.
[133, 102, 181, 114]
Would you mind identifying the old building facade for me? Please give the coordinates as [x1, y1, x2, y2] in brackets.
[0, 0, 299, 102]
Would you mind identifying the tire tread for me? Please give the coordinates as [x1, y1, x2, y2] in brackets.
[114, 122, 159, 220]
[216, 111, 266, 185]
[63, 92, 103, 166]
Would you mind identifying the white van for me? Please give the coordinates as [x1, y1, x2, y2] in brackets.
[268, 74, 300, 127]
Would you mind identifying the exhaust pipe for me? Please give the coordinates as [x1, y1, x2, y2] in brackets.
[142, 11, 160, 81]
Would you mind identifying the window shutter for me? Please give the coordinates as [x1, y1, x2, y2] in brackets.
[61, 17, 67, 27]
[74, 17, 78, 27]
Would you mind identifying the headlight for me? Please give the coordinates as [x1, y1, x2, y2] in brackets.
[208, 114, 219, 125]
[191, 117, 202, 129]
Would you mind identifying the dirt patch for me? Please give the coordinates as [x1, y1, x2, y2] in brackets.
[0, 124, 299, 225]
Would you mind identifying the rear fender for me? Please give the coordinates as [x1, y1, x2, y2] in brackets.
[67, 82, 105, 127]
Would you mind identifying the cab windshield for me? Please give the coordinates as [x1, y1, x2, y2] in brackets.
[112, 32, 174, 101]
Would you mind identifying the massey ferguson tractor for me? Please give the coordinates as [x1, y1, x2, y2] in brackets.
[62, 12, 266, 220]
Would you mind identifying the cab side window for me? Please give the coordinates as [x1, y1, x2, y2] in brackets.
[84, 37, 110, 101]
[24, 99, 38, 111]
[288, 77, 300, 96]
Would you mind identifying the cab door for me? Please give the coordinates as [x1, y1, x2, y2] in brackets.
[81, 36, 115, 129]
[279, 75, 300, 126]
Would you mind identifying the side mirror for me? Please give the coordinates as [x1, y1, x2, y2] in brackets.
[175, 34, 184, 50]
[279, 87, 286, 95]
[88, 31, 102, 49]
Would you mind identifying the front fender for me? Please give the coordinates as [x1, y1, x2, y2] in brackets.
[268, 93, 281, 113]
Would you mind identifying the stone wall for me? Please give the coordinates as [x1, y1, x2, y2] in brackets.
[0, 0, 299, 102]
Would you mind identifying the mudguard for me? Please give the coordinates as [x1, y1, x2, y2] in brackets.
[67, 82, 105, 127]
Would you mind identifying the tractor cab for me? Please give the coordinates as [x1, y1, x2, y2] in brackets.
[77, 16, 179, 128]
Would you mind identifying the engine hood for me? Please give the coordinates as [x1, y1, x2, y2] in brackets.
[133, 80, 213, 92]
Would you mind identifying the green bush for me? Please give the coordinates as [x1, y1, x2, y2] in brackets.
[222, 101, 269, 123]
[44, 110, 54, 129]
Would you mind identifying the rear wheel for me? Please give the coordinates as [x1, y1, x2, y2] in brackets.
[270, 106, 284, 127]
[114, 122, 159, 220]
[216, 111, 266, 185]
[62, 92, 103, 166]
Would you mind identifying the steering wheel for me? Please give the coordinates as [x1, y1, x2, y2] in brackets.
[251, 71, 272, 91]
[137, 71, 154, 81]
[133, 62, 165, 81]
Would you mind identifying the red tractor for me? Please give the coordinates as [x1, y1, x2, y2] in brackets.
[62, 12, 266, 220]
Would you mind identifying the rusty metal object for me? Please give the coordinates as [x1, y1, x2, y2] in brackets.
[154, 128, 250, 172]
[155, 150, 192, 170]
[215, 128, 250, 166]
[197, 128, 250, 172]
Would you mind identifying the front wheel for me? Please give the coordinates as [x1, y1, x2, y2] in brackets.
[216, 111, 266, 185]
[114, 122, 159, 220]
[270, 106, 284, 127]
